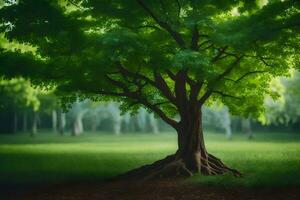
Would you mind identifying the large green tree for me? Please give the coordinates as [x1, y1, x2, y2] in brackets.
[0, 0, 299, 178]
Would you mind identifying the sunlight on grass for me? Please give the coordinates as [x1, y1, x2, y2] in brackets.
[0, 132, 300, 187]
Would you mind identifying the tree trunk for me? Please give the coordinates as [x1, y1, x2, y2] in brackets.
[113, 115, 122, 135]
[117, 106, 241, 180]
[58, 110, 66, 135]
[13, 112, 18, 133]
[149, 113, 159, 134]
[242, 118, 253, 139]
[176, 108, 206, 173]
[91, 119, 98, 132]
[31, 112, 38, 137]
[52, 110, 57, 133]
[23, 111, 27, 132]
[72, 114, 84, 136]
[223, 108, 232, 140]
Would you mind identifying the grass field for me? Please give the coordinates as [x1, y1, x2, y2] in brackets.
[0, 132, 300, 188]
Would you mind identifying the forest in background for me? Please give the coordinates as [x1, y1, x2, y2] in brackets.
[1, 71, 300, 136]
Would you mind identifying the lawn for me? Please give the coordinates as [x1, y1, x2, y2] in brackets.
[0, 132, 300, 188]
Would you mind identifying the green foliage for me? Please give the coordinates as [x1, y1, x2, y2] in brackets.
[263, 71, 300, 125]
[0, 78, 40, 111]
[0, 0, 299, 119]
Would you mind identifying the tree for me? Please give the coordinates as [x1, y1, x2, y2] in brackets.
[241, 117, 253, 139]
[0, 78, 39, 133]
[203, 105, 232, 139]
[263, 71, 300, 128]
[0, 0, 300, 178]
[149, 112, 159, 134]
[282, 72, 300, 123]
[37, 92, 60, 133]
[67, 100, 90, 136]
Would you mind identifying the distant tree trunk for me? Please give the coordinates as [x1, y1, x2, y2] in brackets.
[13, 111, 18, 133]
[91, 119, 97, 132]
[149, 113, 159, 134]
[52, 110, 57, 133]
[137, 108, 147, 132]
[123, 113, 131, 133]
[242, 118, 253, 139]
[223, 108, 232, 140]
[23, 111, 27, 132]
[91, 115, 100, 132]
[58, 110, 66, 135]
[107, 103, 122, 135]
[72, 113, 84, 136]
[225, 125, 232, 140]
[113, 115, 122, 135]
[31, 112, 38, 136]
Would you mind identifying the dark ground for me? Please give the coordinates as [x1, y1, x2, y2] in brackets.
[2, 180, 300, 200]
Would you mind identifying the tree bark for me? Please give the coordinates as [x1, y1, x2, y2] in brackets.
[91, 119, 98, 132]
[223, 108, 232, 140]
[31, 112, 38, 137]
[176, 107, 205, 173]
[72, 114, 84, 136]
[13, 111, 18, 133]
[52, 110, 57, 133]
[149, 113, 159, 134]
[58, 110, 66, 135]
[117, 106, 241, 180]
[113, 115, 121, 135]
[23, 111, 27, 132]
[242, 118, 253, 139]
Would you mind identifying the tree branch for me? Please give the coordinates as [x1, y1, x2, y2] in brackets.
[166, 69, 176, 80]
[199, 56, 243, 104]
[174, 70, 188, 113]
[67, 0, 82, 8]
[154, 73, 177, 105]
[124, 24, 162, 31]
[258, 55, 271, 67]
[235, 70, 268, 82]
[153, 101, 169, 106]
[104, 74, 179, 129]
[199, 40, 212, 50]
[140, 98, 179, 129]
[211, 46, 228, 62]
[175, 0, 181, 19]
[136, 0, 185, 47]
[189, 82, 203, 103]
[116, 63, 178, 107]
[116, 62, 157, 88]
[190, 24, 200, 50]
[212, 91, 242, 100]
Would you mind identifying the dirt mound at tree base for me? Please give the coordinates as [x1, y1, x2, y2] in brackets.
[6, 180, 300, 200]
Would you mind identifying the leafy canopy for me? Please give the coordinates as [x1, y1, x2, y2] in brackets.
[0, 0, 299, 127]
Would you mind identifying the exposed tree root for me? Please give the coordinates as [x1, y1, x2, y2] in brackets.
[114, 152, 242, 181]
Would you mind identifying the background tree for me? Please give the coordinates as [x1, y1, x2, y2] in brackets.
[203, 105, 232, 139]
[67, 100, 90, 136]
[0, 78, 39, 133]
[0, 0, 300, 178]
[37, 92, 60, 133]
[263, 71, 300, 129]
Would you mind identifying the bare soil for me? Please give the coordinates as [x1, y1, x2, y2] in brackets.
[2, 180, 300, 200]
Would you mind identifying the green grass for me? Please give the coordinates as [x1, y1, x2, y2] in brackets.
[0, 132, 300, 187]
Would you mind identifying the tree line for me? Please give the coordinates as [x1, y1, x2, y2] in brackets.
[1, 74, 299, 136]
